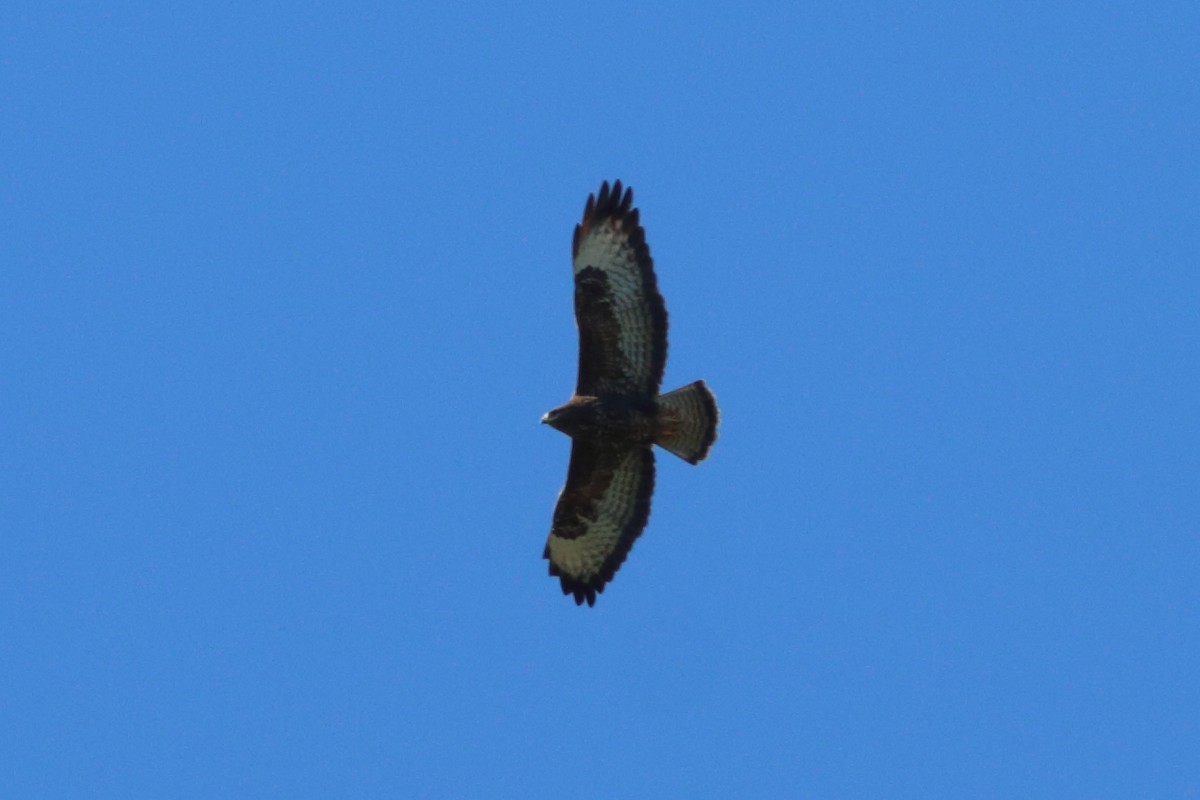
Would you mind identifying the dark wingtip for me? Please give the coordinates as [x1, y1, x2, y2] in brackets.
[547, 560, 602, 608]
[587, 181, 631, 219]
[576, 180, 633, 258]
[568, 582, 597, 607]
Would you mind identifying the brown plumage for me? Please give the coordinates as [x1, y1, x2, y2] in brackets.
[542, 181, 719, 606]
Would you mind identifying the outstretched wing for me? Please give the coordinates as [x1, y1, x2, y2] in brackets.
[572, 180, 668, 397]
[543, 441, 655, 606]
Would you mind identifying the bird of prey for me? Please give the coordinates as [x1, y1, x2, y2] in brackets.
[541, 180, 718, 606]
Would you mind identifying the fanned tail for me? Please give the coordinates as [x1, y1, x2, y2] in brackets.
[655, 380, 718, 464]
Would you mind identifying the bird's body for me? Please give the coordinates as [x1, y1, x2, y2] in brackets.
[541, 181, 719, 606]
[543, 394, 658, 445]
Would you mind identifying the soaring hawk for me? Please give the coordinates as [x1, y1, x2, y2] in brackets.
[542, 180, 719, 606]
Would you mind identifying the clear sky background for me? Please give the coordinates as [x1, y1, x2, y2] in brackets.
[3, 3, 1197, 798]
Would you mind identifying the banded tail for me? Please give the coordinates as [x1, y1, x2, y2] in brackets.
[655, 380, 719, 464]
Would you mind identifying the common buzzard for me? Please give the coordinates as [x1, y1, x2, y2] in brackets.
[542, 181, 718, 606]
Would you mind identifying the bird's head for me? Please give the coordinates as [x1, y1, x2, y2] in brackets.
[542, 400, 587, 435]
[541, 406, 565, 430]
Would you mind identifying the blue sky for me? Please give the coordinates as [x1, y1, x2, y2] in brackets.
[3, 3, 1197, 797]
